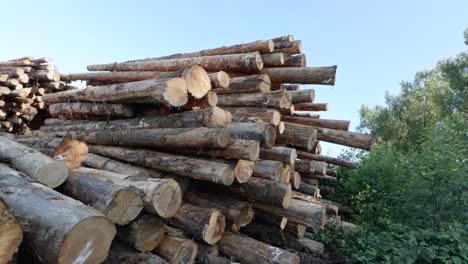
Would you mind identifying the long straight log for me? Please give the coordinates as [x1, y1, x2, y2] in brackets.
[294, 102, 328, 111]
[294, 159, 327, 176]
[259, 146, 297, 165]
[176, 139, 259, 161]
[169, 203, 225, 245]
[88, 145, 235, 185]
[311, 126, 375, 150]
[281, 116, 350, 131]
[231, 111, 281, 126]
[262, 66, 337, 85]
[296, 151, 358, 168]
[218, 231, 299, 264]
[252, 160, 284, 181]
[39, 107, 229, 132]
[117, 212, 165, 252]
[104, 241, 168, 264]
[227, 122, 276, 149]
[153, 226, 197, 264]
[88, 52, 264, 73]
[226, 74, 271, 93]
[217, 90, 291, 109]
[274, 40, 302, 55]
[0, 198, 23, 264]
[49, 102, 134, 118]
[276, 122, 317, 151]
[42, 77, 188, 106]
[230, 177, 292, 208]
[0, 136, 68, 188]
[261, 53, 284, 66]
[289, 89, 315, 104]
[0, 164, 116, 264]
[60, 71, 162, 83]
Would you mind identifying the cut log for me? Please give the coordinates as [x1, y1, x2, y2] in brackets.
[88, 52, 264, 73]
[310, 126, 375, 150]
[271, 35, 295, 43]
[303, 174, 337, 182]
[262, 66, 337, 85]
[281, 116, 350, 131]
[198, 255, 231, 264]
[40, 107, 229, 132]
[218, 231, 299, 264]
[290, 171, 301, 190]
[0, 198, 23, 264]
[88, 145, 235, 185]
[60, 71, 162, 83]
[83, 152, 155, 179]
[276, 122, 317, 151]
[296, 151, 358, 168]
[153, 226, 197, 264]
[253, 209, 287, 229]
[283, 54, 306, 67]
[42, 77, 188, 106]
[289, 89, 315, 104]
[0, 136, 68, 188]
[176, 139, 259, 161]
[231, 159, 254, 183]
[162, 65, 211, 99]
[261, 53, 284, 66]
[184, 189, 254, 231]
[281, 164, 291, 183]
[117, 212, 165, 252]
[252, 160, 284, 181]
[294, 102, 328, 111]
[227, 122, 276, 149]
[214, 74, 271, 94]
[231, 111, 281, 126]
[274, 40, 303, 55]
[208, 71, 230, 88]
[285, 222, 306, 238]
[230, 177, 292, 208]
[49, 102, 134, 118]
[259, 146, 297, 165]
[274, 84, 300, 91]
[104, 241, 168, 264]
[297, 182, 320, 197]
[63, 168, 144, 225]
[169, 203, 225, 245]
[0, 163, 116, 264]
[218, 90, 291, 109]
[295, 159, 327, 176]
[327, 168, 337, 177]
[255, 199, 326, 232]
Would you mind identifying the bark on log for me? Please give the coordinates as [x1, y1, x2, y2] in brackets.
[218, 231, 299, 264]
[83, 152, 157, 179]
[261, 53, 284, 66]
[281, 116, 350, 131]
[117, 213, 165, 252]
[282, 54, 306, 67]
[63, 169, 144, 225]
[289, 89, 315, 104]
[0, 163, 116, 264]
[262, 66, 337, 85]
[208, 71, 230, 88]
[227, 122, 276, 149]
[198, 255, 231, 264]
[271, 35, 295, 43]
[310, 126, 375, 150]
[296, 151, 358, 168]
[231, 111, 281, 126]
[42, 77, 188, 106]
[176, 139, 259, 161]
[60, 71, 162, 83]
[253, 209, 287, 229]
[294, 160, 327, 176]
[0, 136, 68, 188]
[104, 241, 168, 264]
[274, 40, 303, 55]
[217, 90, 291, 109]
[285, 222, 306, 239]
[290, 171, 301, 190]
[169, 203, 225, 245]
[184, 189, 254, 231]
[0, 198, 23, 264]
[88, 52, 264, 73]
[260, 146, 297, 165]
[327, 168, 338, 177]
[276, 122, 317, 151]
[153, 226, 197, 264]
[294, 103, 328, 111]
[297, 182, 319, 197]
[88, 145, 235, 185]
[49, 102, 134, 118]
[230, 177, 292, 208]
[253, 160, 284, 181]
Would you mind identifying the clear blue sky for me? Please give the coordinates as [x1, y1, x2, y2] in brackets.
[2, 0, 466, 154]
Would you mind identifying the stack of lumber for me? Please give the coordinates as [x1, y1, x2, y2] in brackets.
[0, 34, 372, 264]
[0, 57, 75, 134]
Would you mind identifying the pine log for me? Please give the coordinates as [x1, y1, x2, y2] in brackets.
[231, 111, 281, 126]
[153, 226, 197, 264]
[294, 102, 328, 111]
[253, 160, 284, 181]
[218, 231, 299, 264]
[49, 102, 134, 118]
[310, 126, 375, 150]
[176, 91, 217, 112]
[281, 164, 291, 183]
[274, 40, 303, 55]
[104, 241, 168, 264]
[253, 209, 287, 229]
[272, 35, 295, 43]
[40, 107, 229, 132]
[184, 189, 254, 231]
[218, 90, 291, 109]
[255, 199, 326, 233]
[117, 213, 165, 252]
[274, 84, 300, 91]
[169, 203, 225, 245]
[0, 164, 116, 264]
[161, 65, 212, 99]
[0, 198, 23, 264]
[0, 136, 68, 188]
[227, 122, 276, 149]
[60, 71, 162, 83]
[297, 182, 320, 197]
[296, 151, 358, 168]
[259, 146, 297, 165]
[290, 171, 301, 190]
[283, 54, 306, 67]
[208, 71, 230, 88]
[276, 122, 317, 151]
[294, 159, 327, 176]
[262, 66, 337, 85]
[289, 89, 315, 104]
[303, 174, 337, 182]
[88, 52, 264, 73]
[230, 177, 292, 208]
[300, 178, 318, 186]
[83, 152, 156, 179]
[281, 116, 350, 131]
[42, 77, 188, 106]
[309, 199, 338, 216]
[88, 145, 235, 185]
[261, 53, 284, 66]
[176, 139, 259, 162]
[213, 74, 271, 94]
[285, 222, 306, 238]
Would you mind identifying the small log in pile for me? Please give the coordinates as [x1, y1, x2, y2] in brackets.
[0, 34, 373, 264]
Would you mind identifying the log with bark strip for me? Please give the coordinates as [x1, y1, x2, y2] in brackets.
[0, 197, 23, 264]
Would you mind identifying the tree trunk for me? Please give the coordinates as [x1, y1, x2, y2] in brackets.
[271, 35, 295, 43]
[281, 116, 350, 131]
[0, 198, 23, 264]
[0, 163, 116, 264]
[260, 146, 297, 165]
[153, 226, 197, 264]
[296, 151, 358, 168]
[104, 241, 168, 264]
[231, 111, 281, 126]
[0, 136, 68, 188]
[63, 169, 144, 225]
[217, 90, 291, 109]
[230, 177, 292, 208]
[168, 203, 225, 245]
[294, 102, 328, 111]
[176, 139, 259, 161]
[253, 160, 284, 181]
[274, 40, 303, 55]
[88, 145, 235, 185]
[253, 209, 287, 229]
[116, 213, 165, 252]
[276, 122, 317, 151]
[294, 159, 327, 176]
[227, 122, 276, 149]
[60, 71, 162, 83]
[184, 189, 254, 231]
[43, 77, 188, 106]
[289, 89, 315, 104]
[208, 71, 230, 88]
[88, 52, 264, 73]
[261, 66, 337, 85]
[218, 231, 299, 264]
[261, 53, 284, 66]
[49, 102, 134, 118]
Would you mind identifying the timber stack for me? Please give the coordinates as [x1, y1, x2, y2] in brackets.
[0, 34, 371, 264]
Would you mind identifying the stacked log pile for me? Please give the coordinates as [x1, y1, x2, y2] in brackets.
[0, 57, 74, 134]
[0, 34, 371, 264]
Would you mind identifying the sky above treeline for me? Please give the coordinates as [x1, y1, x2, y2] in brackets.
[1, 0, 466, 154]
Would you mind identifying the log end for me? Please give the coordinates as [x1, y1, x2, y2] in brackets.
[206, 91, 218, 107]
[264, 124, 277, 149]
[280, 216, 288, 230]
[290, 149, 298, 165]
[105, 189, 144, 225]
[280, 91, 293, 109]
[152, 179, 182, 218]
[266, 40, 275, 53]
[220, 167, 235, 186]
[210, 107, 230, 127]
[282, 183, 293, 208]
[291, 171, 301, 190]
[0, 210, 23, 263]
[35, 160, 69, 188]
[271, 110, 281, 126]
[162, 77, 188, 107]
[172, 239, 198, 264]
[134, 218, 165, 252]
[203, 210, 226, 245]
[278, 121, 285, 134]
[215, 129, 231, 148]
[217, 71, 230, 88]
[58, 216, 116, 264]
[234, 160, 254, 183]
[236, 204, 254, 228]
[184, 65, 211, 99]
